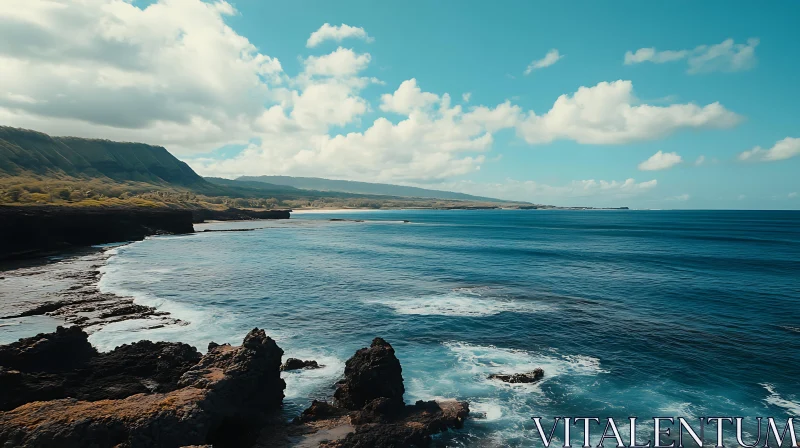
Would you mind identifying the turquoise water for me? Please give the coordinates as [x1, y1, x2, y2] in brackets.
[89, 210, 800, 446]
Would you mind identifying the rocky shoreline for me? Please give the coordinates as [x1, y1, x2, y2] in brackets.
[0, 328, 470, 447]
[0, 247, 184, 337]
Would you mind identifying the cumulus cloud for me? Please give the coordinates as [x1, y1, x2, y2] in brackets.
[462, 92, 471, 103]
[695, 155, 706, 166]
[638, 151, 683, 171]
[303, 47, 371, 77]
[379, 79, 439, 115]
[524, 49, 563, 75]
[306, 23, 373, 48]
[517, 80, 740, 145]
[0, 0, 282, 153]
[739, 137, 800, 162]
[789, 192, 798, 199]
[192, 80, 523, 182]
[624, 38, 759, 74]
[0, 1, 744, 184]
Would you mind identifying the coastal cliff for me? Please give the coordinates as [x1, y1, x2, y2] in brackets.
[0, 206, 195, 260]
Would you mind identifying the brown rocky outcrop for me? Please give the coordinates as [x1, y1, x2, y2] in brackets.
[333, 337, 405, 411]
[0, 328, 285, 448]
[277, 338, 469, 448]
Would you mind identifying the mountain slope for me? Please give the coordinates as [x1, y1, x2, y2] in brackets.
[0, 126, 206, 187]
[238, 175, 509, 202]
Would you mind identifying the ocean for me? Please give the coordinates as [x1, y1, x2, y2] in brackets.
[86, 209, 800, 446]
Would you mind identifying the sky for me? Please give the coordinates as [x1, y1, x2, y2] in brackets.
[0, 0, 798, 209]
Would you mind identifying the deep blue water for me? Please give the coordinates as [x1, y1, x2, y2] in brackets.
[89, 210, 800, 446]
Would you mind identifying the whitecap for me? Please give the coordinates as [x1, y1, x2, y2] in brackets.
[444, 341, 607, 384]
[761, 383, 800, 415]
[282, 352, 345, 401]
[366, 288, 549, 317]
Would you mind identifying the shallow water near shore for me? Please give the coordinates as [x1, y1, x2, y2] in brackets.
[53, 210, 800, 445]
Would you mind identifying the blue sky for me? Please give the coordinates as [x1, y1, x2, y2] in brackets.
[1, 1, 798, 208]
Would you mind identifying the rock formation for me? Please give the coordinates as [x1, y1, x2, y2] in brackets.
[274, 338, 469, 447]
[0, 328, 285, 448]
[0, 326, 202, 412]
[281, 358, 321, 371]
[488, 368, 544, 384]
[333, 337, 405, 410]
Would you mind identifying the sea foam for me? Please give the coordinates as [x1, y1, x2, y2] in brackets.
[366, 287, 549, 317]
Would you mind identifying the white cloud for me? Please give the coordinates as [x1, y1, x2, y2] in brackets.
[638, 150, 683, 171]
[517, 80, 740, 145]
[0, 0, 282, 153]
[303, 47, 371, 77]
[0, 1, 745, 185]
[624, 38, 759, 74]
[379, 79, 439, 115]
[462, 92, 471, 103]
[789, 192, 798, 199]
[739, 137, 800, 162]
[668, 194, 691, 201]
[695, 155, 706, 166]
[738, 194, 746, 200]
[192, 80, 522, 182]
[306, 23, 373, 48]
[524, 49, 563, 75]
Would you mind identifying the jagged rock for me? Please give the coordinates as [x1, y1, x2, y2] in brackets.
[0, 326, 96, 372]
[280, 358, 321, 371]
[293, 400, 346, 424]
[487, 368, 544, 384]
[0, 327, 202, 411]
[284, 338, 469, 448]
[0, 328, 286, 448]
[333, 337, 404, 410]
[322, 400, 470, 448]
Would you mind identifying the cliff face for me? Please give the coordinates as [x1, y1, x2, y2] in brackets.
[0, 206, 195, 260]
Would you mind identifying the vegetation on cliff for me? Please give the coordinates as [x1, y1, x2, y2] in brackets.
[0, 126, 528, 211]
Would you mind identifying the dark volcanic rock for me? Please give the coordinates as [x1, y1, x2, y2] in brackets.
[321, 400, 470, 448]
[0, 205, 194, 260]
[333, 337, 405, 410]
[293, 399, 347, 424]
[283, 338, 469, 448]
[488, 368, 544, 384]
[281, 358, 321, 371]
[0, 326, 96, 372]
[0, 328, 286, 448]
[0, 326, 202, 411]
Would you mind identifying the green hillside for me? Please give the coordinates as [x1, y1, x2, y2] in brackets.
[0, 126, 206, 187]
[0, 126, 529, 210]
[238, 175, 509, 202]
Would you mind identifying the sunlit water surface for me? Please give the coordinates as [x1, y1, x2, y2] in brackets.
[87, 210, 800, 446]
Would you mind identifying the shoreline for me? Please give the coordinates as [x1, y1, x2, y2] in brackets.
[0, 243, 184, 344]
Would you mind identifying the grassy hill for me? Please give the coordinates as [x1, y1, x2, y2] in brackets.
[238, 175, 508, 202]
[0, 127, 206, 187]
[0, 126, 529, 210]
